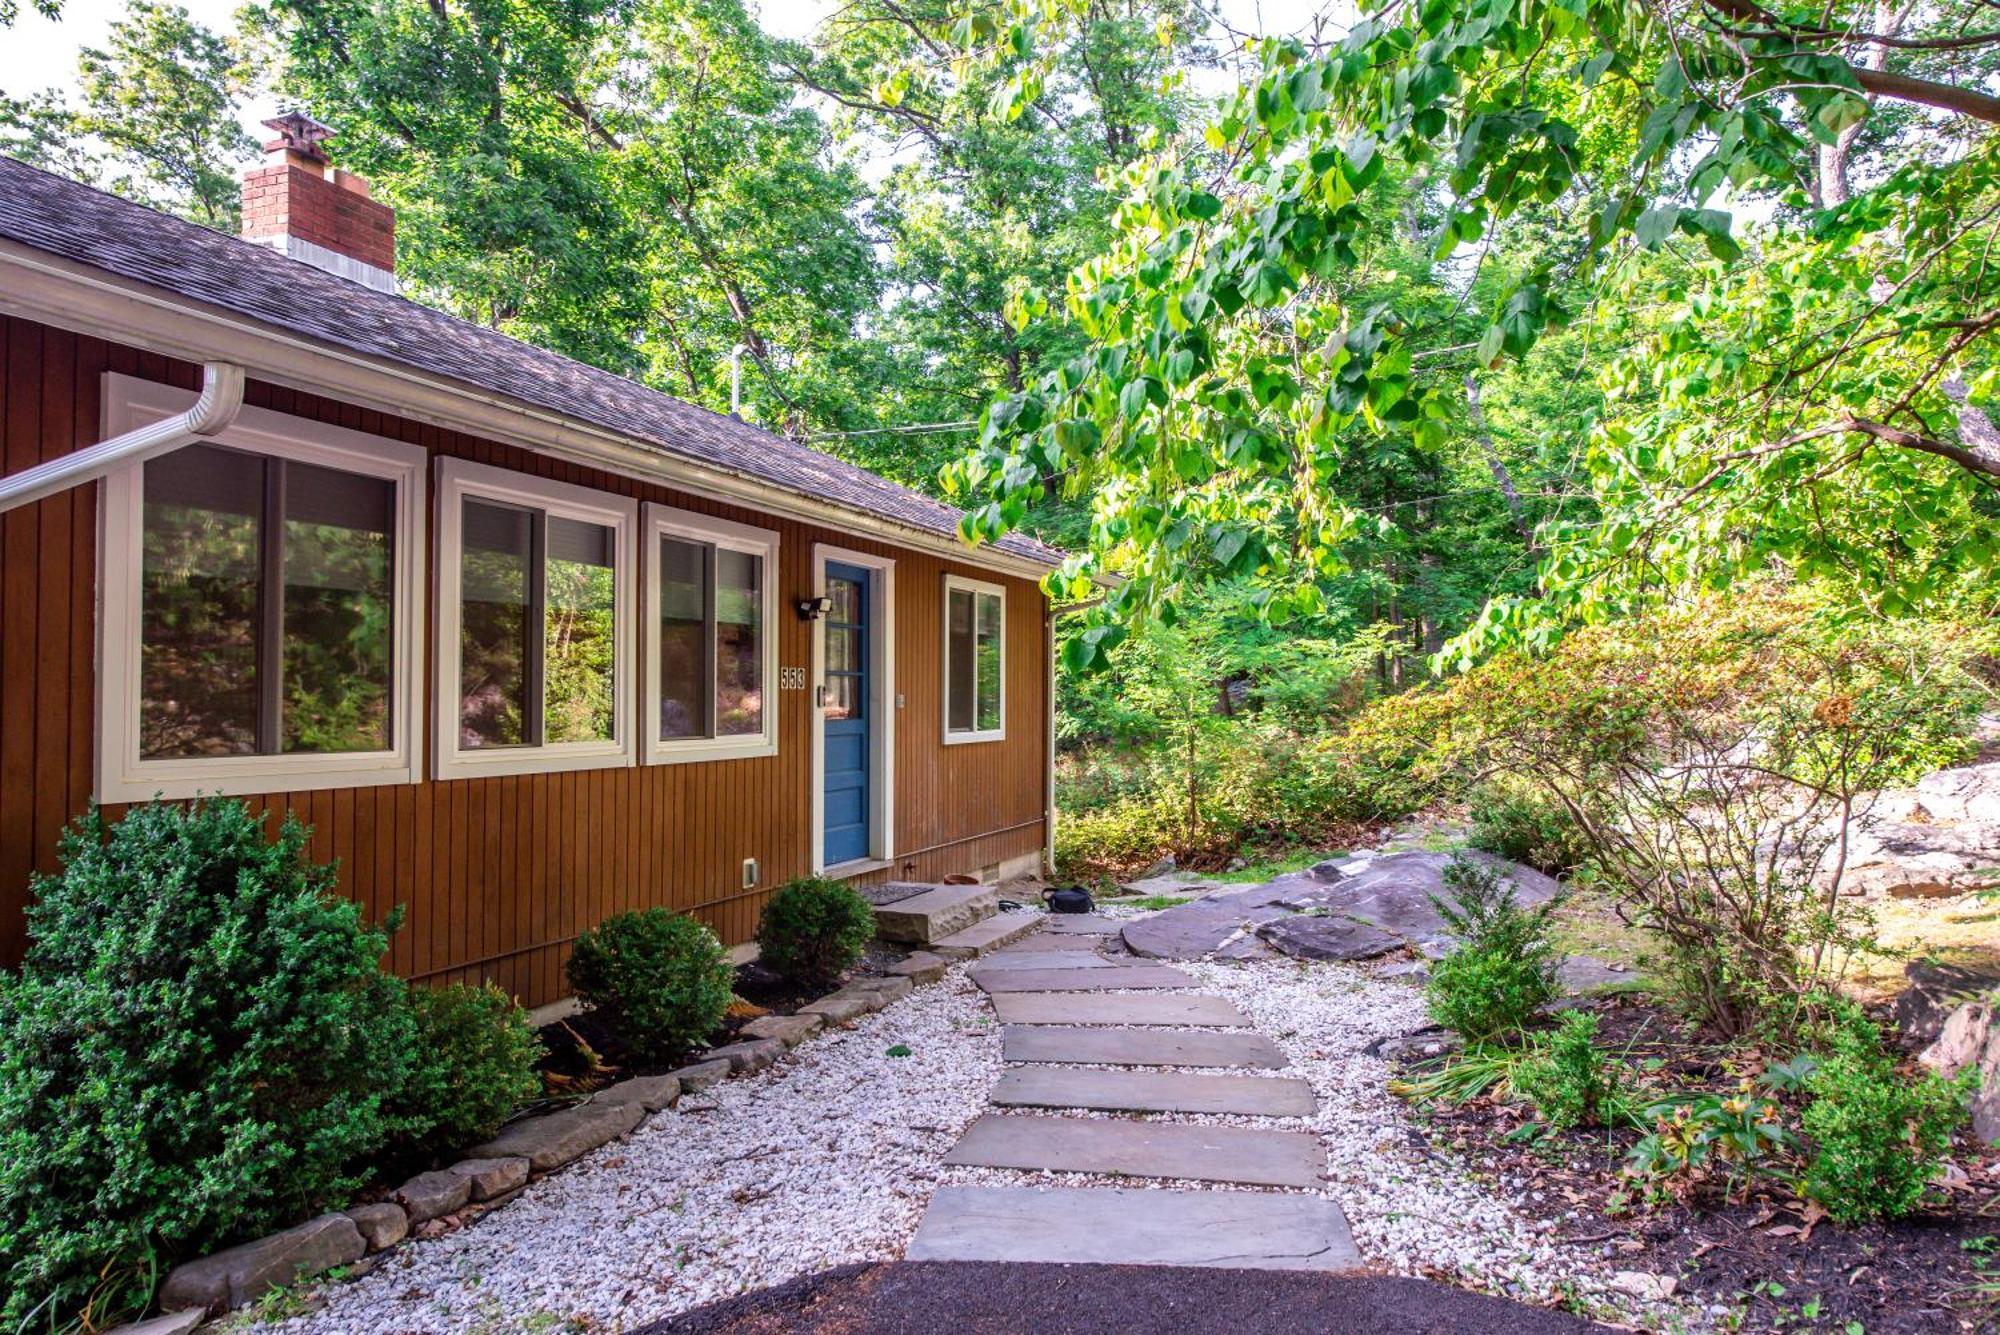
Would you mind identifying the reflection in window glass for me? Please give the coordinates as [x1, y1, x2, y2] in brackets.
[282, 461, 393, 754]
[946, 583, 1003, 737]
[658, 536, 710, 739]
[946, 587, 976, 735]
[546, 517, 616, 743]
[140, 444, 262, 758]
[975, 589, 1002, 733]
[715, 548, 762, 736]
[460, 499, 532, 748]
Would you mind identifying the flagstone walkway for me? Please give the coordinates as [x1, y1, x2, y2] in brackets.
[907, 915, 1364, 1272]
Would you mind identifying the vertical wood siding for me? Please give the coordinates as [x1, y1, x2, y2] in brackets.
[0, 316, 1049, 1007]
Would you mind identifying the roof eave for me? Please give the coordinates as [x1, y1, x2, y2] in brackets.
[0, 239, 1060, 581]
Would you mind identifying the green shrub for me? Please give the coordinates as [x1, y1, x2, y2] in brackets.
[756, 877, 876, 988]
[1424, 854, 1561, 1041]
[566, 908, 734, 1064]
[1801, 1002, 1968, 1225]
[1511, 1011, 1622, 1130]
[1467, 781, 1591, 877]
[0, 800, 416, 1330]
[390, 982, 546, 1160]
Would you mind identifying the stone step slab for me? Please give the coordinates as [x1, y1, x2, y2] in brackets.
[992, 1066, 1317, 1116]
[931, 912, 1043, 959]
[967, 950, 1118, 971]
[971, 964, 1195, 994]
[992, 931, 1109, 952]
[989, 991, 1252, 1027]
[943, 1113, 1323, 1188]
[908, 1185, 1360, 1271]
[1001, 1024, 1288, 1069]
[1037, 914, 1125, 935]
[874, 885, 998, 945]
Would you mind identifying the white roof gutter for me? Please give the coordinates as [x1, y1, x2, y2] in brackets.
[0, 360, 245, 515]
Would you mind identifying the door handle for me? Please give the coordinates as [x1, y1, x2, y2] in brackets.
[815, 685, 828, 709]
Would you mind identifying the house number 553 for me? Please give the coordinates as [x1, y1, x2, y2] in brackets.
[779, 667, 808, 690]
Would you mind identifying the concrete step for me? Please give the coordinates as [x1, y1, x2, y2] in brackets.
[873, 884, 998, 946]
[930, 912, 1041, 959]
[942, 1113, 1323, 1188]
[909, 1185, 1360, 1271]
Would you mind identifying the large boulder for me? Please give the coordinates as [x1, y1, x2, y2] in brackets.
[1895, 960, 2000, 1044]
[1920, 999, 2000, 1146]
[1829, 761, 2000, 900]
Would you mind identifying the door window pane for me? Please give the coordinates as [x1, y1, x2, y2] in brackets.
[545, 517, 617, 743]
[715, 548, 762, 737]
[658, 535, 711, 740]
[459, 499, 532, 748]
[140, 444, 262, 758]
[282, 461, 394, 754]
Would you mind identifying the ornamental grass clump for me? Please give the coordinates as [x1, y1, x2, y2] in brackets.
[0, 800, 417, 1331]
[1424, 854, 1561, 1042]
[566, 907, 734, 1064]
[756, 876, 876, 989]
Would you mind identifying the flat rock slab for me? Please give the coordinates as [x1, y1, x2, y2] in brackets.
[972, 964, 1195, 994]
[1255, 914, 1404, 962]
[874, 885, 999, 945]
[1121, 901, 1288, 961]
[969, 951, 1119, 971]
[989, 991, 1251, 1028]
[943, 1114, 1322, 1188]
[992, 931, 1108, 952]
[1037, 914, 1125, 935]
[909, 1185, 1359, 1271]
[932, 913, 1043, 959]
[992, 1066, 1317, 1116]
[1002, 1025, 1288, 1069]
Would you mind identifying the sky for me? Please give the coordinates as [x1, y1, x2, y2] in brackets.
[0, 0, 1345, 134]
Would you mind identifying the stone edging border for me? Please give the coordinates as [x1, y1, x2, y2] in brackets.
[119, 951, 954, 1334]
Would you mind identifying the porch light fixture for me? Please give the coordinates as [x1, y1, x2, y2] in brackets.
[795, 593, 833, 621]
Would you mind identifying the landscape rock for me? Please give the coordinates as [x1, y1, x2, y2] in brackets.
[741, 1013, 824, 1046]
[706, 1037, 785, 1073]
[1827, 760, 2000, 899]
[1365, 1026, 1462, 1063]
[343, 1202, 408, 1252]
[1920, 1000, 1992, 1076]
[394, 1169, 472, 1223]
[887, 950, 949, 983]
[1610, 1271, 1678, 1302]
[1556, 954, 1639, 995]
[104, 1308, 206, 1335]
[464, 1100, 644, 1172]
[595, 1073, 682, 1111]
[1256, 913, 1404, 962]
[800, 992, 875, 1024]
[449, 1156, 529, 1201]
[848, 974, 914, 1004]
[668, 1058, 732, 1093]
[1895, 961, 2000, 1043]
[160, 1212, 365, 1313]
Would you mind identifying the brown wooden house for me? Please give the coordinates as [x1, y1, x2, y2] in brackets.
[0, 122, 1061, 1009]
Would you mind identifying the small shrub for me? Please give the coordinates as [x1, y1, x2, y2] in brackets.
[390, 982, 546, 1159]
[1511, 1011, 1623, 1130]
[1424, 854, 1561, 1041]
[0, 800, 416, 1330]
[756, 877, 876, 988]
[1801, 1002, 1968, 1225]
[566, 908, 734, 1064]
[1467, 781, 1590, 877]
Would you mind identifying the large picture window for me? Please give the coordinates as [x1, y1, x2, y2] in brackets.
[943, 574, 1005, 743]
[435, 458, 635, 778]
[97, 374, 425, 801]
[644, 504, 778, 763]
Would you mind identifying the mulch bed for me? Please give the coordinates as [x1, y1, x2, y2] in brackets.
[1403, 995, 2000, 1333]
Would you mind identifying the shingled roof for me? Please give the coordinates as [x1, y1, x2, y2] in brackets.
[0, 156, 1058, 566]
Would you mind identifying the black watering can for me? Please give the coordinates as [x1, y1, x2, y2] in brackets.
[1042, 885, 1096, 914]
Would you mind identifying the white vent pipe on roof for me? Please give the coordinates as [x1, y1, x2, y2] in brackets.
[729, 343, 749, 418]
[0, 361, 246, 515]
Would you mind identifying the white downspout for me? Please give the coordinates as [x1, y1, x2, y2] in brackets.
[0, 361, 246, 514]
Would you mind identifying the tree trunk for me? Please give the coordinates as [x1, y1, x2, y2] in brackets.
[1464, 372, 1534, 548]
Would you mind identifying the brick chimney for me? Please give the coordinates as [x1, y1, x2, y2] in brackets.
[240, 112, 397, 294]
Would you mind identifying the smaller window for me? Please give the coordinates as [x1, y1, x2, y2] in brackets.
[643, 504, 779, 763]
[943, 574, 1005, 743]
[435, 458, 636, 779]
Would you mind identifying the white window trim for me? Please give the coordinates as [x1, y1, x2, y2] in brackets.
[96, 372, 426, 802]
[641, 503, 780, 764]
[942, 573, 1007, 745]
[810, 544, 896, 877]
[433, 456, 637, 779]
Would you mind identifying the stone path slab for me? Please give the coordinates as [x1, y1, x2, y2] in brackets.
[930, 913, 1042, 960]
[989, 991, 1252, 1028]
[971, 964, 1195, 994]
[908, 1186, 1360, 1270]
[1002, 1025, 1288, 1069]
[992, 932, 1107, 952]
[943, 1113, 1323, 1188]
[1036, 914, 1125, 935]
[991, 1066, 1317, 1116]
[969, 950, 1119, 971]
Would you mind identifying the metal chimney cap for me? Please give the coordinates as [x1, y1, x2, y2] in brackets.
[262, 110, 334, 162]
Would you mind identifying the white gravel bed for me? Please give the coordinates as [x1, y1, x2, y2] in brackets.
[259, 972, 1002, 1334]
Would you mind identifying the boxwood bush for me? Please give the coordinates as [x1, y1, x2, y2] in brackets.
[1424, 854, 1561, 1042]
[0, 800, 416, 1330]
[756, 877, 876, 988]
[566, 908, 734, 1064]
[389, 982, 546, 1161]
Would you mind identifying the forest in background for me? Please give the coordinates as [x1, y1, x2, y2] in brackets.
[5, 0, 1999, 878]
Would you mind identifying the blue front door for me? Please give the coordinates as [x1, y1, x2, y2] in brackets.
[822, 563, 871, 866]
